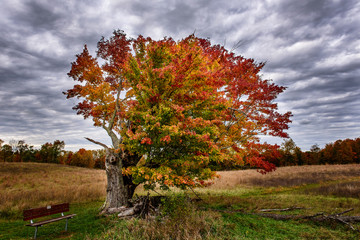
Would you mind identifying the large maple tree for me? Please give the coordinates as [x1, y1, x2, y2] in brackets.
[65, 30, 291, 211]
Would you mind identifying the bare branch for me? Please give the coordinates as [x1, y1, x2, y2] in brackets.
[332, 208, 354, 217]
[230, 39, 245, 52]
[189, 187, 202, 201]
[255, 209, 360, 232]
[151, 189, 163, 196]
[259, 207, 306, 212]
[333, 217, 358, 231]
[85, 137, 109, 150]
[228, 107, 248, 118]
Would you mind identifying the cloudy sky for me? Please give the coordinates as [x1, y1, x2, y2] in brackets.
[0, 0, 359, 151]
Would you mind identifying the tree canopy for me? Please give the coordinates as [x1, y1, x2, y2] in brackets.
[65, 30, 291, 194]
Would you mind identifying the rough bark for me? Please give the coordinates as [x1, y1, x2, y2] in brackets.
[102, 150, 142, 211]
[104, 150, 129, 208]
[86, 137, 141, 213]
[123, 174, 137, 200]
[122, 151, 141, 199]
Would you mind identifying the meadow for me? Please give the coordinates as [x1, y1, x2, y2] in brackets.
[0, 162, 106, 218]
[0, 162, 360, 239]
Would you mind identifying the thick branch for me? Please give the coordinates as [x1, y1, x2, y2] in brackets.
[85, 137, 109, 150]
[102, 125, 120, 148]
[108, 79, 123, 131]
[99, 79, 123, 148]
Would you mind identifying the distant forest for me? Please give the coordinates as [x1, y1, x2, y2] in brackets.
[0, 139, 106, 169]
[0, 137, 359, 170]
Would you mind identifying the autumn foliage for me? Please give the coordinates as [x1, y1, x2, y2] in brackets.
[0, 139, 105, 169]
[65, 30, 291, 191]
[265, 137, 360, 167]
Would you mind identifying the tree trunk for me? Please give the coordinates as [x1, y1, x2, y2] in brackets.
[105, 150, 128, 208]
[103, 150, 139, 210]
[84, 137, 141, 213]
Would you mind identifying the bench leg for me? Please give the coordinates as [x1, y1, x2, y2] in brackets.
[65, 218, 68, 231]
[34, 226, 38, 239]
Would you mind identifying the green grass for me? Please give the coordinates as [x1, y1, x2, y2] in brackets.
[1, 191, 360, 240]
[221, 212, 358, 240]
[193, 180, 360, 240]
[0, 201, 112, 240]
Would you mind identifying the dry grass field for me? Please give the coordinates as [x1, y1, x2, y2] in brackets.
[0, 162, 106, 217]
[212, 164, 360, 188]
[1, 162, 359, 217]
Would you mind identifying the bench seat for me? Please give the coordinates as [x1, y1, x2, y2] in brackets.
[26, 213, 76, 227]
[23, 203, 76, 239]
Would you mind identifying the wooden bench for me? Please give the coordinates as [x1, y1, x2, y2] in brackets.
[23, 203, 76, 239]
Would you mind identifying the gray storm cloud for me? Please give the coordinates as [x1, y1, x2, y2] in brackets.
[0, 0, 359, 151]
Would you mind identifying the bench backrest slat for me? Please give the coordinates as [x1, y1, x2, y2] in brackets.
[23, 203, 69, 221]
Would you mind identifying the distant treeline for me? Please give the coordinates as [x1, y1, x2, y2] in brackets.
[0, 139, 105, 169]
[265, 137, 360, 167]
[209, 137, 360, 170]
[1, 137, 359, 170]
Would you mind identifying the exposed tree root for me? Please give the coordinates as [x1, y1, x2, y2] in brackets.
[100, 195, 164, 218]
